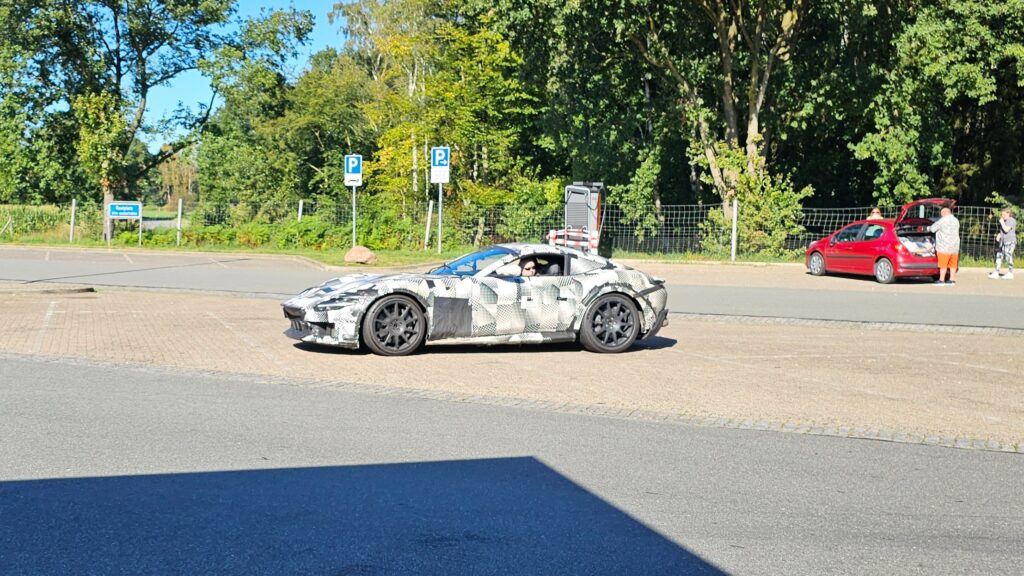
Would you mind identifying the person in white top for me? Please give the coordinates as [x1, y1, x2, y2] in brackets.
[928, 204, 960, 285]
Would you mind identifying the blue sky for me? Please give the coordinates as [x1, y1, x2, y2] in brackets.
[144, 1, 343, 150]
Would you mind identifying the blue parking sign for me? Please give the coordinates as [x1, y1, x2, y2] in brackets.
[344, 154, 362, 186]
[430, 146, 450, 183]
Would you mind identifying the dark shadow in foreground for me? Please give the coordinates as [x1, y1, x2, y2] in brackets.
[0, 457, 725, 575]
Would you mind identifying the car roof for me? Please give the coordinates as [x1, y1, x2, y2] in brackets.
[847, 219, 893, 226]
[497, 242, 585, 256]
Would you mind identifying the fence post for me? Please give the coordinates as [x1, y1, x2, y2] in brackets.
[175, 198, 183, 247]
[297, 199, 304, 222]
[423, 199, 434, 249]
[730, 197, 738, 262]
[68, 198, 77, 243]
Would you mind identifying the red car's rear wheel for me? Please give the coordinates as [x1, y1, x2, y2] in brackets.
[873, 258, 895, 284]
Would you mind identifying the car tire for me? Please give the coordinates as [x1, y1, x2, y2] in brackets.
[361, 294, 426, 356]
[580, 294, 640, 353]
[808, 252, 826, 276]
[874, 257, 895, 284]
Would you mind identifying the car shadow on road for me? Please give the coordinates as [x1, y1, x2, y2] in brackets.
[804, 271, 938, 285]
[0, 457, 725, 575]
[295, 336, 679, 356]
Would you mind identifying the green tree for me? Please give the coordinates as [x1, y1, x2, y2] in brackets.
[854, 0, 1024, 204]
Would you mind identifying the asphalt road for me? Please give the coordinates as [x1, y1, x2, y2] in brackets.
[2, 355, 1022, 575]
[2, 247, 1023, 329]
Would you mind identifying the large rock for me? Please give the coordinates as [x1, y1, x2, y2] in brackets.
[344, 245, 377, 265]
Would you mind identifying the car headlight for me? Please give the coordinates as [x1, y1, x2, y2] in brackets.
[313, 294, 364, 312]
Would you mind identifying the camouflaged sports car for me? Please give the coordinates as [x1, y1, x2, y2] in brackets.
[282, 243, 669, 356]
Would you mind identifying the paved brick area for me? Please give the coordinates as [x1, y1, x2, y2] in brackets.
[1, 286, 1021, 451]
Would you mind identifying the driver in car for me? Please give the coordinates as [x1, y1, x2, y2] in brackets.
[520, 258, 537, 277]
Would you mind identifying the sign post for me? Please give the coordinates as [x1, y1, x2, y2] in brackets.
[107, 201, 143, 248]
[69, 198, 77, 243]
[176, 198, 183, 247]
[429, 147, 450, 254]
[344, 154, 363, 247]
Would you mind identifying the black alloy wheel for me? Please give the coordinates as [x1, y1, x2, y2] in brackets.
[362, 295, 425, 356]
[580, 294, 640, 353]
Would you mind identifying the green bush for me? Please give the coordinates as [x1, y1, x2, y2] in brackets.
[273, 218, 332, 249]
[0, 204, 67, 235]
[236, 223, 272, 247]
[145, 228, 177, 246]
[701, 171, 813, 258]
[185, 224, 236, 245]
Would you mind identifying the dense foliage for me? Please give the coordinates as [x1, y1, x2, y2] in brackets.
[1, 0, 1022, 253]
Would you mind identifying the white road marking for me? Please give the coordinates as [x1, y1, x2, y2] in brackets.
[32, 300, 58, 354]
[209, 258, 229, 268]
[44, 250, 50, 261]
[669, 347, 857, 392]
[206, 311, 290, 371]
[734, 352, 907, 360]
[123, 253, 134, 265]
[932, 358, 1017, 375]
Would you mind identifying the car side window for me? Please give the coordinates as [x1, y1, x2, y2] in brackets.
[834, 224, 864, 243]
[862, 224, 886, 241]
[525, 255, 566, 276]
[568, 257, 603, 275]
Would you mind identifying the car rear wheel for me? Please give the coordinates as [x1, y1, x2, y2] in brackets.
[874, 257, 895, 284]
[362, 294, 425, 356]
[808, 252, 826, 276]
[580, 294, 639, 353]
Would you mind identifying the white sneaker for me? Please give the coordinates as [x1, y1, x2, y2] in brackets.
[1003, 272, 1014, 280]
[988, 271, 1001, 279]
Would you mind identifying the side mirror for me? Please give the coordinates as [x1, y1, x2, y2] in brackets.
[493, 263, 521, 277]
[829, 236, 837, 247]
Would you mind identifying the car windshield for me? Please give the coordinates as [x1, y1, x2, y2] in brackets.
[430, 246, 515, 277]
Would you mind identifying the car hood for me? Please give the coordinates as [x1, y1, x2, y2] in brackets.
[284, 272, 425, 308]
[896, 198, 955, 226]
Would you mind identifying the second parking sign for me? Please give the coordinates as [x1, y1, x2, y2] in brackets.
[344, 154, 362, 186]
[430, 147, 449, 184]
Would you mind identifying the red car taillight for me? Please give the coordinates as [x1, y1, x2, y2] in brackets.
[894, 241, 906, 254]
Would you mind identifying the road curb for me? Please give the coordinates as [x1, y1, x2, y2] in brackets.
[0, 283, 95, 295]
[669, 312, 1024, 337]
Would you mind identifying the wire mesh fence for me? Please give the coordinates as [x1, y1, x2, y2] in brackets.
[0, 199, 1011, 260]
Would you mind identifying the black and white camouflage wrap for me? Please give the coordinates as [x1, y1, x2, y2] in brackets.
[282, 243, 669, 349]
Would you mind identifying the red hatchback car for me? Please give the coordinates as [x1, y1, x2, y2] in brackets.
[805, 198, 955, 284]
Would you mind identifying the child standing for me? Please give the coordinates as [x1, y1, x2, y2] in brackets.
[989, 207, 1016, 280]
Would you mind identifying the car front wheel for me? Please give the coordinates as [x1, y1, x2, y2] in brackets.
[580, 294, 640, 353]
[808, 252, 826, 276]
[874, 257, 895, 284]
[362, 294, 426, 356]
